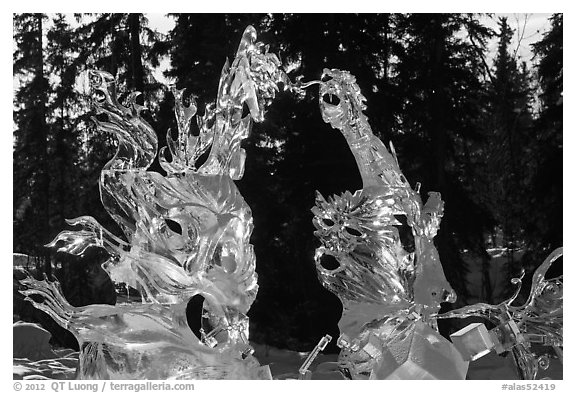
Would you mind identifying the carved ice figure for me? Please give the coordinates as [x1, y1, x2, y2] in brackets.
[14, 24, 562, 381]
[309, 68, 562, 380]
[311, 69, 464, 379]
[18, 26, 284, 380]
[440, 247, 563, 380]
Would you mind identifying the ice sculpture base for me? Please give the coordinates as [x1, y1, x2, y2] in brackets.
[369, 321, 469, 380]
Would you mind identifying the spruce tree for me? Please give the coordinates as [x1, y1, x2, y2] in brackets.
[393, 13, 495, 305]
[523, 14, 562, 272]
[13, 13, 52, 274]
[45, 14, 84, 239]
[480, 17, 536, 299]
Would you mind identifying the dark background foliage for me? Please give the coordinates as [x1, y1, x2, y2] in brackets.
[13, 13, 562, 352]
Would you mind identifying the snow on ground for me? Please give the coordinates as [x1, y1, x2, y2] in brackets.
[13, 324, 561, 380]
[251, 343, 562, 380]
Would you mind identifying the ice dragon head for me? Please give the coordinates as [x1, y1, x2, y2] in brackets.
[313, 68, 456, 320]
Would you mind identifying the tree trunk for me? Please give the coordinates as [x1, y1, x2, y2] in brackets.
[128, 13, 145, 92]
[33, 14, 51, 277]
[381, 14, 391, 138]
[429, 15, 447, 192]
[481, 254, 494, 303]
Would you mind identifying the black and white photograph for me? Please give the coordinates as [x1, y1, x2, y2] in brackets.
[11, 6, 565, 386]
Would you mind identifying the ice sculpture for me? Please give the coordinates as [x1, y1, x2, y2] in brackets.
[308, 69, 562, 380]
[440, 247, 563, 380]
[18, 26, 285, 380]
[311, 69, 465, 379]
[15, 24, 562, 381]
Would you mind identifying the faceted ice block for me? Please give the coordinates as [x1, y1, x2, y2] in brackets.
[490, 319, 525, 354]
[450, 322, 495, 361]
[369, 321, 469, 380]
[361, 334, 384, 359]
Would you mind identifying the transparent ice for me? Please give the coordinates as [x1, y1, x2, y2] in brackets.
[19, 26, 284, 380]
[16, 26, 562, 381]
[310, 69, 463, 379]
[309, 69, 562, 380]
[439, 247, 563, 379]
